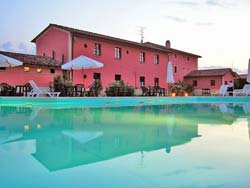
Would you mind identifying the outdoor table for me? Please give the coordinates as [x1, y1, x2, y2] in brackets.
[202, 88, 211, 96]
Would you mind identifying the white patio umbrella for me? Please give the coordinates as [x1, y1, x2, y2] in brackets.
[247, 59, 250, 83]
[166, 61, 175, 84]
[166, 114, 175, 136]
[0, 54, 23, 67]
[166, 61, 175, 95]
[61, 55, 104, 70]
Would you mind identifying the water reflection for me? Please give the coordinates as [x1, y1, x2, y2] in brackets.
[0, 103, 250, 171]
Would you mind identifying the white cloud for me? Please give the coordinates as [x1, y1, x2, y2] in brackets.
[164, 16, 187, 23]
[0, 41, 35, 54]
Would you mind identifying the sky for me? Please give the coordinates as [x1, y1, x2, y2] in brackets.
[0, 0, 250, 73]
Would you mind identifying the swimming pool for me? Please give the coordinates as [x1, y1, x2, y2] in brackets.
[1, 97, 250, 188]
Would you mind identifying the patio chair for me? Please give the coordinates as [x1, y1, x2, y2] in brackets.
[211, 85, 228, 96]
[0, 83, 15, 96]
[74, 84, 85, 96]
[28, 80, 60, 97]
[233, 84, 250, 96]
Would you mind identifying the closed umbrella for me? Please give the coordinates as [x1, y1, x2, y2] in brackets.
[247, 59, 250, 83]
[166, 61, 175, 95]
[62, 55, 104, 70]
[0, 54, 23, 67]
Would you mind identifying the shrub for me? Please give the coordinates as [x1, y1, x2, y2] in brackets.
[89, 79, 103, 96]
[170, 81, 193, 96]
[105, 80, 134, 96]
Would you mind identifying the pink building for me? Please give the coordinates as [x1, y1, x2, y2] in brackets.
[0, 51, 61, 87]
[184, 68, 239, 95]
[31, 24, 201, 89]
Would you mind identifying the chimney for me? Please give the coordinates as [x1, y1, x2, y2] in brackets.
[165, 40, 171, 48]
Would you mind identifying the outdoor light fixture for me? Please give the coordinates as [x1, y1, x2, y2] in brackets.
[171, 93, 176, 97]
[37, 124, 41, 129]
[24, 125, 30, 131]
[24, 66, 30, 72]
[36, 68, 43, 73]
[184, 92, 188, 97]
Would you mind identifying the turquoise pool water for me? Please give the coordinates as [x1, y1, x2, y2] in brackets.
[1, 98, 250, 188]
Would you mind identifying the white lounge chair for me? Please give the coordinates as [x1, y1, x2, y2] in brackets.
[28, 80, 60, 97]
[211, 85, 228, 96]
[242, 103, 250, 113]
[233, 84, 250, 96]
[218, 104, 233, 113]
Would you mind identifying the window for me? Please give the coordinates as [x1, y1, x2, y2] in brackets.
[84, 44, 88, 48]
[187, 56, 190, 61]
[174, 66, 177, 73]
[61, 54, 65, 63]
[24, 67, 30, 72]
[140, 52, 145, 63]
[154, 54, 159, 65]
[0, 67, 6, 71]
[210, 80, 215, 86]
[115, 47, 122, 59]
[94, 43, 101, 56]
[50, 69, 55, 74]
[43, 52, 46, 56]
[93, 72, 101, 80]
[174, 54, 177, 58]
[140, 76, 145, 86]
[36, 68, 43, 73]
[115, 74, 121, 81]
[154, 78, 159, 87]
[52, 50, 55, 59]
[192, 80, 197, 86]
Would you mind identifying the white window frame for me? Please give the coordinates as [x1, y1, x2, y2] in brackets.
[140, 52, 145, 63]
[115, 47, 122, 59]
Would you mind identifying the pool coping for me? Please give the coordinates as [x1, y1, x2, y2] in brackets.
[1, 96, 250, 108]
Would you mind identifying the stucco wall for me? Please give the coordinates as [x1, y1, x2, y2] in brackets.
[36, 27, 70, 63]
[0, 66, 61, 87]
[185, 72, 235, 91]
[34, 26, 199, 89]
[72, 36, 199, 88]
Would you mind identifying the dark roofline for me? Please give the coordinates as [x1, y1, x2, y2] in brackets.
[184, 68, 239, 78]
[31, 24, 201, 57]
[0, 50, 61, 68]
[143, 42, 201, 58]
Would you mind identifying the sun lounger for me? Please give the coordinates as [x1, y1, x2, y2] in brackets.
[233, 84, 250, 96]
[28, 80, 60, 97]
[211, 85, 228, 96]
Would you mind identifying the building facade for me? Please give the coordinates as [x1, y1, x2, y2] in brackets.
[184, 68, 239, 95]
[32, 24, 201, 89]
[0, 51, 61, 87]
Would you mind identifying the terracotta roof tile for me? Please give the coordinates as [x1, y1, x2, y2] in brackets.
[184, 68, 239, 78]
[0, 51, 61, 68]
[31, 23, 201, 57]
[143, 42, 201, 58]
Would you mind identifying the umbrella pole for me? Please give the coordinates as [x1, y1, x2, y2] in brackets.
[168, 83, 171, 96]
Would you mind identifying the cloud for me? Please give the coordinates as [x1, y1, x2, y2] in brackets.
[161, 0, 199, 6]
[164, 16, 187, 23]
[0, 41, 35, 54]
[1, 41, 15, 52]
[160, 0, 237, 8]
[205, 0, 224, 7]
[195, 22, 215, 26]
[205, 0, 238, 8]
